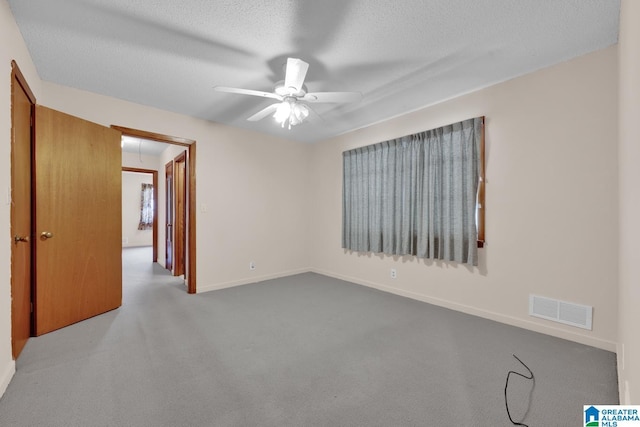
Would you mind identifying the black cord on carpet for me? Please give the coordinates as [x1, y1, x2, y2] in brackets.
[504, 354, 534, 427]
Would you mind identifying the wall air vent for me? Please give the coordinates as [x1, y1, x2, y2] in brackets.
[529, 295, 593, 330]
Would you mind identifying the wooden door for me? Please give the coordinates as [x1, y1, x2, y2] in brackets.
[174, 152, 186, 277]
[33, 106, 122, 336]
[165, 160, 174, 272]
[10, 63, 34, 358]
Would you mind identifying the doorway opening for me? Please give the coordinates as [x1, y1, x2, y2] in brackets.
[121, 167, 158, 262]
[12, 61, 124, 344]
[114, 126, 196, 294]
[10, 61, 35, 359]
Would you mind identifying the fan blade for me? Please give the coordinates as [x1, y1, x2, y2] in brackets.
[247, 103, 280, 121]
[302, 91, 362, 103]
[214, 86, 282, 100]
[305, 104, 324, 122]
[284, 58, 309, 93]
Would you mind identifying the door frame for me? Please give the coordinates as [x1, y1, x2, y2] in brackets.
[173, 151, 187, 278]
[10, 61, 36, 358]
[112, 125, 197, 294]
[122, 167, 158, 262]
[164, 160, 174, 273]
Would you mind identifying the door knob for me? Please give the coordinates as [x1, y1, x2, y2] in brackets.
[40, 231, 53, 239]
[14, 235, 29, 243]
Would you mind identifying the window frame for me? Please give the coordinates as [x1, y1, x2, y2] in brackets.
[477, 116, 486, 248]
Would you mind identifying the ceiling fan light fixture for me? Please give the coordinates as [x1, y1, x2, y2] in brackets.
[273, 98, 309, 129]
[273, 101, 292, 124]
[293, 103, 309, 121]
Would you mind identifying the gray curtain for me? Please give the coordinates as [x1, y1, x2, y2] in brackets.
[342, 117, 482, 266]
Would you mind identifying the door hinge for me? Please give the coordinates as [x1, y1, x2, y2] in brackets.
[30, 302, 33, 313]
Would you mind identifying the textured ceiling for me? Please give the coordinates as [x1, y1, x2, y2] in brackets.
[8, 0, 620, 143]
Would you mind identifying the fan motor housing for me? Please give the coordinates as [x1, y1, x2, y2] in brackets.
[274, 80, 307, 98]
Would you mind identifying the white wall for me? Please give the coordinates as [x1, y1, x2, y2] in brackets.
[39, 80, 312, 293]
[0, 0, 42, 398]
[618, 0, 640, 405]
[122, 150, 161, 170]
[0, 0, 630, 403]
[309, 46, 619, 351]
[122, 171, 153, 247]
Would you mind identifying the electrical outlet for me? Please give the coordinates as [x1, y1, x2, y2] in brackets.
[249, 261, 256, 271]
[390, 268, 397, 279]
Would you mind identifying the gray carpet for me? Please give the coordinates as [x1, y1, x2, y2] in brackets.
[0, 247, 618, 426]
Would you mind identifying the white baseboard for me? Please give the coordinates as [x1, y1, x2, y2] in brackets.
[311, 268, 617, 353]
[0, 360, 15, 399]
[197, 268, 312, 294]
[197, 267, 616, 352]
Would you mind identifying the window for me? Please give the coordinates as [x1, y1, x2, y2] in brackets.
[342, 117, 485, 266]
[138, 183, 154, 230]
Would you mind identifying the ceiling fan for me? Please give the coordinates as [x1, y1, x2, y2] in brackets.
[214, 58, 362, 129]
